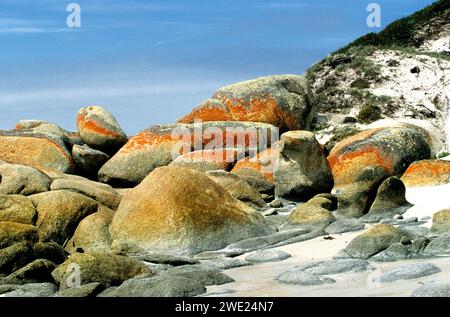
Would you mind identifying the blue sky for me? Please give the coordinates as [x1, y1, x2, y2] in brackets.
[0, 0, 436, 134]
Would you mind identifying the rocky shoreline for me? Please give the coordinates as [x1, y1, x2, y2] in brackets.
[1, 1, 450, 298]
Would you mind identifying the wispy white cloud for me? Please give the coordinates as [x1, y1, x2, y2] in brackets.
[0, 17, 67, 34]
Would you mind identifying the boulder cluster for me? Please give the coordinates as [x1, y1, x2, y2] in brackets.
[1, 74, 449, 297]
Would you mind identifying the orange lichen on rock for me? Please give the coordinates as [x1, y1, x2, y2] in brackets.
[328, 126, 431, 190]
[77, 114, 123, 138]
[401, 159, 450, 187]
[231, 143, 279, 182]
[0, 134, 74, 173]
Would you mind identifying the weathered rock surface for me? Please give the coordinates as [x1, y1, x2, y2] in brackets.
[401, 159, 450, 187]
[0, 222, 38, 249]
[206, 170, 267, 208]
[412, 281, 450, 297]
[76, 105, 128, 153]
[31, 190, 98, 245]
[0, 195, 37, 225]
[325, 218, 365, 234]
[178, 75, 316, 131]
[294, 259, 371, 275]
[65, 206, 115, 253]
[110, 166, 272, 256]
[99, 122, 275, 186]
[52, 252, 151, 290]
[0, 130, 74, 173]
[360, 177, 412, 223]
[288, 197, 335, 231]
[0, 161, 51, 195]
[276, 270, 335, 286]
[72, 144, 110, 176]
[245, 249, 291, 263]
[431, 209, 450, 233]
[343, 224, 410, 259]
[1, 259, 56, 285]
[275, 131, 333, 200]
[50, 178, 121, 210]
[328, 126, 431, 190]
[375, 263, 441, 283]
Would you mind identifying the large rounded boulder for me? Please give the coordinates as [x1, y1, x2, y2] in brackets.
[77, 105, 128, 153]
[99, 121, 276, 186]
[401, 159, 450, 187]
[178, 75, 316, 132]
[0, 161, 51, 195]
[328, 126, 431, 190]
[0, 130, 74, 173]
[275, 131, 333, 201]
[110, 166, 272, 256]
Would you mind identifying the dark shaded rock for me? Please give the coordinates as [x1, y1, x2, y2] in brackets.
[72, 144, 110, 176]
[1, 259, 56, 285]
[360, 177, 412, 223]
[336, 166, 390, 218]
[0, 242, 34, 274]
[33, 242, 68, 265]
[131, 253, 199, 266]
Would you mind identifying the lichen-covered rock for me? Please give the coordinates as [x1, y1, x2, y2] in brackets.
[99, 122, 276, 186]
[178, 75, 316, 131]
[0, 222, 38, 249]
[51, 252, 151, 290]
[205, 170, 267, 208]
[32, 242, 68, 265]
[110, 166, 272, 256]
[1, 259, 56, 285]
[0, 130, 74, 173]
[328, 126, 431, 190]
[72, 144, 110, 176]
[65, 206, 115, 253]
[336, 166, 390, 218]
[288, 197, 335, 231]
[50, 178, 121, 210]
[31, 190, 98, 245]
[275, 131, 333, 200]
[0, 242, 34, 274]
[170, 149, 241, 172]
[360, 177, 412, 223]
[0, 161, 51, 195]
[343, 224, 410, 259]
[401, 160, 450, 187]
[231, 143, 279, 194]
[76, 105, 128, 153]
[0, 195, 37, 225]
[431, 209, 450, 233]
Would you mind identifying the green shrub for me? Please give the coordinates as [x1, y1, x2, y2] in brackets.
[357, 104, 382, 124]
